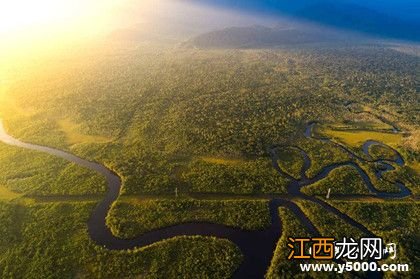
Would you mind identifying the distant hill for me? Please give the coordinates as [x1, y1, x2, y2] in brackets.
[183, 25, 355, 49]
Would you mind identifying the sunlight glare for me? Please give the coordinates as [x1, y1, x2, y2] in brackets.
[0, 0, 136, 39]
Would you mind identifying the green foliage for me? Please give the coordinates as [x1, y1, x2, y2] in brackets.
[359, 161, 401, 193]
[330, 201, 420, 278]
[275, 148, 304, 179]
[267, 207, 341, 279]
[1, 46, 418, 195]
[0, 186, 22, 201]
[266, 207, 310, 279]
[89, 236, 242, 279]
[0, 144, 106, 196]
[369, 144, 399, 161]
[383, 165, 420, 195]
[0, 45, 418, 277]
[299, 138, 351, 178]
[330, 201, 419, 234]
[183, 159, 289, 194]
[0, 203, 23, 253]
[107, 199, 270, 238]
[0, 202, 242, 278]
[297, 200, 366, 239]
[302, 166, 370, 196]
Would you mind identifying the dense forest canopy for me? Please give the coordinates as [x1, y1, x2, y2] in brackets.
[1, 45, 418, 196]
[0, 42, 418, 277]
[2, 46, 418, 151]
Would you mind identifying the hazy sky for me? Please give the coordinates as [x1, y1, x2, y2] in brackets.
[2, 0, 419, 40]
[1, 0, 419, 54]
[0, 0, 285, 53]
[191, 0, 420, 22]
[0, 1, 274, 40]
[190, 0, 420, 40]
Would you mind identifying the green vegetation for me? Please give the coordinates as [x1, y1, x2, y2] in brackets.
[275, 147, 304, 179]
[369, 144, 399, 161]
[330, 201, 420, 278]
[0, 139, 243, 278]
[107, 199, 270, 238]
[267, 207, 311, 278]
[183, 159, 289, 194]
[298, 138, 351, 178]
[0, 201, 242, 278]
[0, 144, 106, 196]
[0, 44, 418, 277]
[267, 207, 345, 279]
[57, 118, 112, 146]
[383, 165, 420, 195]
[320, 116, 395, 132]
[319, 127, 403, 149]
[0, 202, 23, 253]
[296, 200, 366, 239]
[302, 166, 370, 196]
[199, 156, 246, 165]
[2, 46, 418, 195]
[0, 186, 21, 201]
[358, 161, 402, 193]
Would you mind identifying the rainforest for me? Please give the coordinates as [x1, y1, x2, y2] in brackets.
[0, 0, 419, 278]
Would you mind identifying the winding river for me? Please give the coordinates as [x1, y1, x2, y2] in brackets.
[0, 119, 412, 278]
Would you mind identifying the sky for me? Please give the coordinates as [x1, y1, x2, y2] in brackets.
[191, 0, 420, 40]
[0, 0, 281, 53]
[0, 0, 419, 55]
[191, 0, 420, 22]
